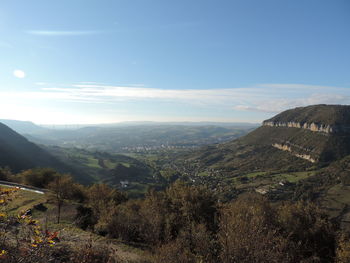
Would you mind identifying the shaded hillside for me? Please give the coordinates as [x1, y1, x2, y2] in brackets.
[0, 123, 94, 184]
[0, 122, 58, 171]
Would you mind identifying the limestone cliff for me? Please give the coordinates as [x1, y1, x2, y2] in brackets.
[263, 121, 350, 134]
[263, 104, 350, 134]
[272, 143, 316, 163]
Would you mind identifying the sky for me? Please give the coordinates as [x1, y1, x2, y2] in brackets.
[0, 0, 349, 124]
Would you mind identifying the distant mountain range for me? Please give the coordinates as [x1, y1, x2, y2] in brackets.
[8, 123, 257, 154]
[0, 119, 258, 134]
[41, 121, 259, 129]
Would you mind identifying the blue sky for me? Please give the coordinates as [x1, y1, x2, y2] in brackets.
[0, 0, 349, 124]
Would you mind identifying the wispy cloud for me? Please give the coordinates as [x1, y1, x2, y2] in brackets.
[0, 83, 349, 122]
[41, 84, 254, 104]
[257, 83, 333, 90]
[34, 83, 350, 110]
[26, 30, 99, 36]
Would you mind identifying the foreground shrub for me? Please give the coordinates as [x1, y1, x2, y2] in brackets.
[218, 195, 288, 263]
[217, 194, 337, 263]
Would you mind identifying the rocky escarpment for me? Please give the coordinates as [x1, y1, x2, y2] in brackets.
[272, 143, 316, 163]
[263, 121, 350, 134]
[263, 104, 350, 135]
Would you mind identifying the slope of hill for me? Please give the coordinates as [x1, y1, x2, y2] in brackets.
[0, 122, 95, 184]
[0, 122, 58, 171]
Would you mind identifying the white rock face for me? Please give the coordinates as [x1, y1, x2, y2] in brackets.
[263, 121, 334, 134]
[272, 143, 316, 163]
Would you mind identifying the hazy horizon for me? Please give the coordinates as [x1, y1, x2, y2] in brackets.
[0, 118, 260, 127]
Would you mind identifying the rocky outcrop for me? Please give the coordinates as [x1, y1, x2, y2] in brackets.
[272, 143, 316, 163]
[263, 105, 350, 134]
[253, 105, 350, 164]
[262, 121, 346, 134]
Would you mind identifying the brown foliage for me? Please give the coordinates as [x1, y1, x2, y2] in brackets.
[336, 235, 350, 263]
[218, 194, 288, 263]
[18, 168, 58, 188]
[218, 194, 337, 263]
[88, 183, 127, 216]
[277, 201, 336, 262]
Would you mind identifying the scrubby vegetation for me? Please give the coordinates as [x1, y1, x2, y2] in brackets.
[3, 167, 349, 262]
[0, 186, 118, 262]
[77, 182, 345, 263]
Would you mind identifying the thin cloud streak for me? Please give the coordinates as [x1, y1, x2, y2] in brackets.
[257, 83, 333, 90]
[26, 30, 99, 36]
[43, 83, 349, 105]
[43, 85, 256, 103]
